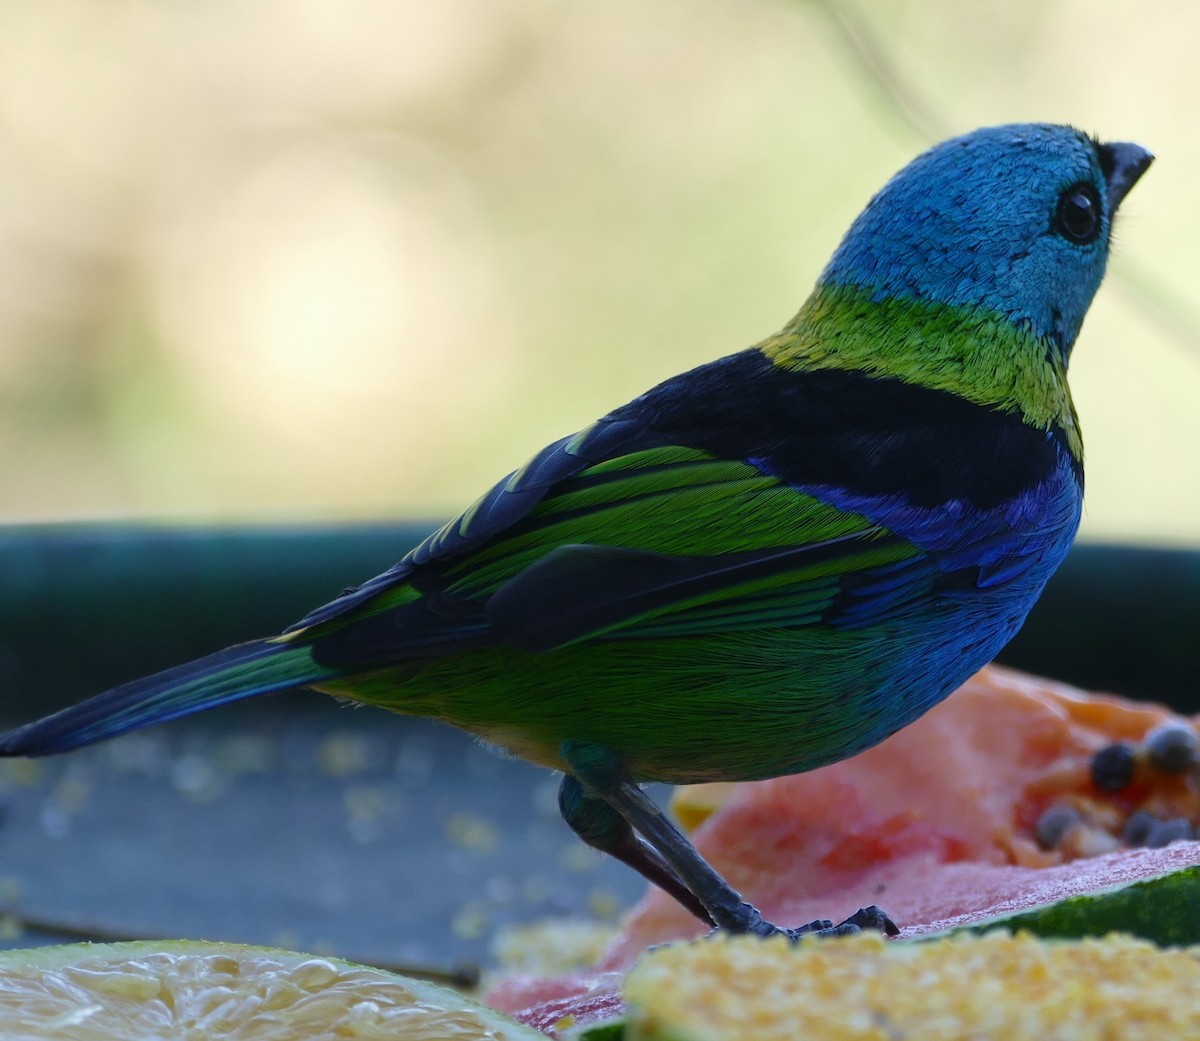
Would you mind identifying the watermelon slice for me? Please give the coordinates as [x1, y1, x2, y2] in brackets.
[485, 666, 1200, 1036]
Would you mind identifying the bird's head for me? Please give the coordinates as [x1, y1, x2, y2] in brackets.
[820, 124, 1152, 360]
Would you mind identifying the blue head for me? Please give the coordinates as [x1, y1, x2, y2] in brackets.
[820, 124, 1152, 359]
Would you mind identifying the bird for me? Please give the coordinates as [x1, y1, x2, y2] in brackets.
[0, 124, 1152, 940]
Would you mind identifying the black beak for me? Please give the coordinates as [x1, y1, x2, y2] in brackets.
[1098, 140, 1154, 212]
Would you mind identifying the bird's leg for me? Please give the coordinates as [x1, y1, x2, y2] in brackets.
[562, 740, 898, 940]
[559, 774, 715, 925]
[603, 778, 896, 938]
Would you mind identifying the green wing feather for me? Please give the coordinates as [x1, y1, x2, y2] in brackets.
[297, 428, 927, 664]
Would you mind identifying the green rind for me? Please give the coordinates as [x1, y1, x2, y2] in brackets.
[572, 1022, 626, 1041]
[943, 863, 1200, 946]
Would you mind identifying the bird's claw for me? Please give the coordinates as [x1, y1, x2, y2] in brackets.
[837, 904, 899, 936]
[733, 904, 898, 941]
[789, 905, 899, 939]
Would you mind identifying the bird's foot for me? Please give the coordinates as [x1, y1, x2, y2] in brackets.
[725, 902, 898, 941]
[786, 905, 899, 939]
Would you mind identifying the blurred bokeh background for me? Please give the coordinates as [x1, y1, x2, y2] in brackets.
[0, 0, 1197, 542]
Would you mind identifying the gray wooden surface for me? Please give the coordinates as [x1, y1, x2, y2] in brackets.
[0, 698, 654, 984]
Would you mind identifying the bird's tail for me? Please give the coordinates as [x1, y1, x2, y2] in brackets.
[0, 639, 332, 757]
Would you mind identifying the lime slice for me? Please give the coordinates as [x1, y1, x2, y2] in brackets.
[0, 940, 544, 1040]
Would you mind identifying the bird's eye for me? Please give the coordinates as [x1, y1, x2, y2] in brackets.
[1055, 183, 1102, 245]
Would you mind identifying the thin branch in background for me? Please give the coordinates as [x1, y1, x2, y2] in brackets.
[801, 0, 1200, 363]
[805, 0, 952, 146]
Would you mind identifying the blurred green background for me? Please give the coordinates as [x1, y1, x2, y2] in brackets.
[0, 0, 1197, 543]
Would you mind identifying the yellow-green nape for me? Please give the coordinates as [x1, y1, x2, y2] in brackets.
[760, 284, 1081, 456]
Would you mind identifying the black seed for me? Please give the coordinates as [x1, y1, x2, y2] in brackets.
[1145, 723, 1200, 775]
[1091, 742, 1137, 792]
[1122, 809, 1158, 847]
[1034, 804, 1083, 850]
[1144, 817, 1193, 849]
